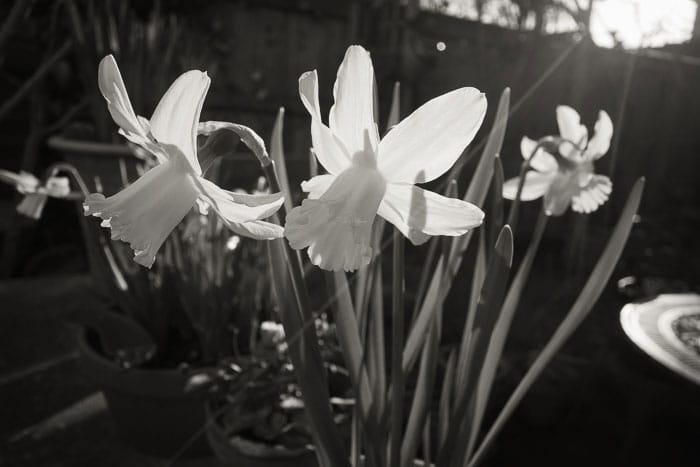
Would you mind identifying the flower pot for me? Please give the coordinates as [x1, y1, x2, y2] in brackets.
[205, 404, 318, 467]
[77, 330, 210, 457]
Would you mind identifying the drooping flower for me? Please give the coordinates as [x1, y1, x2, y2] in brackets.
[0, 169, 70, 219]
[503, 105, 614, 216]
[284, 45, 486, 272]
[83, 56, 284, 268]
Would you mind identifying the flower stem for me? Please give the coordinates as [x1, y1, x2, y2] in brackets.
[389, 229, 405, 467]
[261, 158, 349, 467]
[505, 159, 530, 236]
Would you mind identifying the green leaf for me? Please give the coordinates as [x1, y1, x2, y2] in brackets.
[403, 88, 511, 377]
[367, 255, 387, 424]
[465, 209, 548, 460]
[270, 107, 293, 213]
[486, 156, 505, 257]
[266, 239, 349, 467]
[468, 178, 645, 467]
[401, 310, 440, 467]
[327, 270, 382, 456]
[438, 350, 457, 448]
[455, 229, 487, 392]
[386, 82, 401, 131]
[437, 226, 513, 467]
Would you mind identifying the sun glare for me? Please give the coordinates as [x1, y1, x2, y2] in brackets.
[590, 0, 696, 49]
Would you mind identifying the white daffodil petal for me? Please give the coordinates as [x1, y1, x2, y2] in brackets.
[299, 70, 351, 175]
[98, 55, 148, 140]
[502, 171, 556, 201]
[329, 45, 379, 157]
[377, 183, 484, 245]
[300, 174, 335, 200]
[0, 170, 39, 193]
[520, 136, 558, 172]
[150, 70, 211, 175]
[196, 178, 284, 224]
[285, 166, 386, 272]
[16, 193, 48, 220]
[40, 177, 70, 198]
[584, 111, 613, 160]
[571, 174, 612, 214]
[378, 87, 487, 183]
[556, 105, 588, 147]
[83, 160, 199, 268]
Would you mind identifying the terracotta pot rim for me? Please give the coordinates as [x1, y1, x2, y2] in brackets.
[77, 329, 196, 398]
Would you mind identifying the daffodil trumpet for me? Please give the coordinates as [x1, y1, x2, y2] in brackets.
[503, 105, 614, 218]
[83, 55, 285, 268]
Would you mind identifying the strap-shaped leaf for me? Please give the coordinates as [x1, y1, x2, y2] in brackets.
[465, 209, 548, 460]
[438, 350, 457, 448]
[401, 311, 440, 467]
[270, 107, 293, 213]
[266, 239, 349, 467]
[437, 226, 513, 467]
[327, 270, 382, 467]
[403, 88, 510, 375]
[455, 229, 487, 393]
[467, 178, 645, 467]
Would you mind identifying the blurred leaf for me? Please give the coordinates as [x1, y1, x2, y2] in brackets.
[270, 107, 293, 213]
[438, 226, 513, 467]
[438, 350, 457, 448]
[386, 82, 401, 131]
[468, 178, 645, 467]
[487, 156, 505, 257]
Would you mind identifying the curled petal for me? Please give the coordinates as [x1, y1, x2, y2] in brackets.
[571, 174, 612, 214]
[198, 121, 267, 165]
[150, 70, 211, 175]
[195, 178, 284, 231]
[556, 105, 588, 148]
[329, 45, 380, 157]
[377, 183, 484, 245]
[285, 166, 386, 271]
[83, 160, 199, 268]
[300, 174, 335, 200]
[502, 171, 556, 201]
[584, 111, 613, 160]
[378, 87, 487, 183]
[17, 193, 48, 220]
[299, 70, 352, 175]
[520, 136, 558, 173]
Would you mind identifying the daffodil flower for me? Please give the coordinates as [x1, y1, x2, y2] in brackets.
[0, 169, 70, 219]
[83, 56, 284, 268]
[285, 45, 486, 272]
[503, 105, 614, 216]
